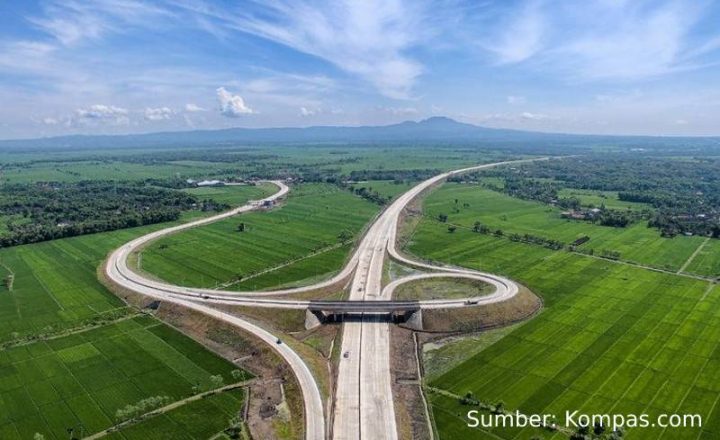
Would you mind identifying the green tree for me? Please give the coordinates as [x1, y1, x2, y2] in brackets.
[210, 374, 225, 389]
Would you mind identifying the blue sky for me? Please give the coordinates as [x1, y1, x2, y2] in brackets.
[1, 0, 720, 139]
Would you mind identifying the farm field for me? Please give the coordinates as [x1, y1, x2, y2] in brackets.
[0, 186, 264, 439]
[0, 146, 505, 186]
[557, 188, 651, 211]
[683, 239, 720, 278]
[182, 182, 276, 206]
[0, 184, 268, 341]
[408, 219, 720, 439]
[105, 387, 246, 440]
[0, 161, 236, 184]
[0, 316, 248, 440]
[232, 243, 352, 290]
[140, 183, 379, 290]
[422, 183, 708, 273]
[350, 180, 414, 199]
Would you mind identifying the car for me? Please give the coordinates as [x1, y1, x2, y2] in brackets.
[343, 351, 350, 358]
[276, 338, 282, 344]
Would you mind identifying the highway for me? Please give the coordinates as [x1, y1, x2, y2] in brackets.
[105, 160, 534, 440]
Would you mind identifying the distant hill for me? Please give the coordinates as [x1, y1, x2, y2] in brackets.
[0, 117, 718, 152]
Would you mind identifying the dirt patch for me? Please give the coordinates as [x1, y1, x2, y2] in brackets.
[390, 325, 433, 440]
[393, 277, 495, 301]
[417, 284, 542, 333]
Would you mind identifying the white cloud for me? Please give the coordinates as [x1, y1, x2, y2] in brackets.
[480, 1, 720, 82]
[486, 1, 545, 64]
[557, 2, 698, 80]
[29, 0, 172, 46]
[674, 119, 689, 125]
[507, 95, 526, 105]
[74, 104, 129, 125]
[217, 87, 254, 117]
[474, 111, 552, 123]
[185, 0, 430, 99]
[184, 103, 206, 112]
[520, 111, 548, 120]
[144, 107, 173, 121]
[377, 106, 419, 116]
[299, 107, 319, 117]
[42, 117, 59, 125]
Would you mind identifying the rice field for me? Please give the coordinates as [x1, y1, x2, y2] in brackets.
[683, 239, 720, 278]
[140, 183, 379, 290]
[557, 188, 651, 211]
[105, 388, 247, 440]
[0, 184, 270, 341]
[350, 180, 414, 199]
[409, 219, 720, 439]
[0, 212, 197, 340]
[182, 183, 276, 206]
[0, 316, 249, 440]
[422, 183, 709, 273]
[0, 189, 267, 439]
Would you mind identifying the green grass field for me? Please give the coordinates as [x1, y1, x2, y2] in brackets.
[0, 316, 248, 440]
[0, 146, 506, 185]
[140, 183, 379, 290]
[683, 239, 720, 278]
[0, 184, 269, 341]
[422, 183, 708, 273]
[182, 183, 276, 206]
[0, 186, 270, 439]
[409, 219, 720, 439]
[350, 180, 414, 199]
[557, 188, 651, 211]
[105, 388, 247, 440]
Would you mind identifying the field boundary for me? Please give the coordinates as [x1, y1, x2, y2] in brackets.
[678, 236, 710, 274]
[84, 379, 257, 439]
[218, 240, 350, 290]
[433, 217, 716, 283]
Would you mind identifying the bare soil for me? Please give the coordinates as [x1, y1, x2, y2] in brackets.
[390, 325, 433, 440]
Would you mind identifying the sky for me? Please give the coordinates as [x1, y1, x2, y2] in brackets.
[1, 0, 720, 139]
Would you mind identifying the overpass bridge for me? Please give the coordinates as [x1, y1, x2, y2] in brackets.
[307, 300, 421, 313]
[305, 300, 424, 330]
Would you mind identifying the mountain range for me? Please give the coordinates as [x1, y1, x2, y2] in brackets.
[0, 117, 718, 152]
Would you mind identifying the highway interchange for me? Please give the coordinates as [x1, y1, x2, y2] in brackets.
[105, 160, 529, 440]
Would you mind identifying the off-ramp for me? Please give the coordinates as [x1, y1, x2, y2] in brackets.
[105, 160, 534, 440]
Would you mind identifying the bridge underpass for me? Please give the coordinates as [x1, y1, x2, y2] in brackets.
[304, 301, 424, 330]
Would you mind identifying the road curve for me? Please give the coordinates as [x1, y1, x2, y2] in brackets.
[330, 159, 540, 440]
[105, 159, 539, 440]
[105, 181, 326, 440]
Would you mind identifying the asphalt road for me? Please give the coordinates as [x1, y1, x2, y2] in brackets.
[330, 160, 534, 440]
[105, 181, 327, 440]
[105, 160, 537, 440]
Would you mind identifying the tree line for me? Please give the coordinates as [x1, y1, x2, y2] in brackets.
[0, 181, 214, 247]
[486, 155, 720, 238]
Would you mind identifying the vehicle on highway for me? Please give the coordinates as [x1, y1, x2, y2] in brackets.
[276, 338, 282, 344]
[343, 351, 350, 359]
